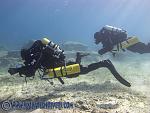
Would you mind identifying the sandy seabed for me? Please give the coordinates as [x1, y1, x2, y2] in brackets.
[0, 51, 150, 113]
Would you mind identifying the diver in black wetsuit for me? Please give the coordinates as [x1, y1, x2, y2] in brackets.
[94, 25, 127, 55]
[94, 25, 150, 55]
[8, 38, 131, 87]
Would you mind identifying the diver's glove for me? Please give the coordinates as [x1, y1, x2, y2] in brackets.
[8, 66, 36, 77]
[8, 68, 19, 75]
[98, 47, 113, 55]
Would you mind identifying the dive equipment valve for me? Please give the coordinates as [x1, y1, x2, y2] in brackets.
[41, 38, 64, 58]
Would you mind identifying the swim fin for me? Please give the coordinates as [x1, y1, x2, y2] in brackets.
[80, 59, 131, 87]
[105, 60, 131, 87]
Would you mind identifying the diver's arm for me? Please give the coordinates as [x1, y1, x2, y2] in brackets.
[8, 65, 36, 77]
[98, 46, 113, 55]
[127, 42, 150, 54]
[98, 38, 114, 55]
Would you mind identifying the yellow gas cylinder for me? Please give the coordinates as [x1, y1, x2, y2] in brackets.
[41, 38, 50, 45]
[121, 36, 139, 49]
[113, 36, 139, 51]
[47, 64, 81, 78]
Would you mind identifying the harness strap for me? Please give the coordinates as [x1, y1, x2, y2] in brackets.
[53, 68, 57, 78]
[120, 42, 122, 49]
[60, 66, 64, 77]
[64, 61, 68, 76]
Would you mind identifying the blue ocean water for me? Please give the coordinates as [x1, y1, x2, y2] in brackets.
[0, 0, 150, 49]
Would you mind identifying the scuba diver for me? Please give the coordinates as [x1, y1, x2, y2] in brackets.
[94, 25, 150, 55]
[8, 38, 131, 87]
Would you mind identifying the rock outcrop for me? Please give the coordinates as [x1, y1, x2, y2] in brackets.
[61, 41, 88, 51]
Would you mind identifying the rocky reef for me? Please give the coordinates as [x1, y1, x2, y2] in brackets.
[0, 49, 21, 73]
[61, 41, 88, 51]
[6, 50, 21, 58]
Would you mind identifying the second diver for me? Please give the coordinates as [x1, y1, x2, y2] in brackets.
[94, 25, 150, 55]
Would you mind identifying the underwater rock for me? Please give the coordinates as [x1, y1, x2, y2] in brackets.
[0, 58, 10, 67]
[30, 109, 47, 113]
[76, 100, 84, 105]
[96, 101, 119, 109]
[0, 56, 21, 70]
[75, 100, 90, 110]
[62, 41, 88, 51]
[91, 109, 109, 113]
[7, 50, 20, 58]
[80, 104, 89, 110]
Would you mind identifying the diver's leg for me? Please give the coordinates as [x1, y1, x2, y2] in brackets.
[80, 60, 111, 74]
[80, 60, 131, 87]
[127, 42, 150, 54]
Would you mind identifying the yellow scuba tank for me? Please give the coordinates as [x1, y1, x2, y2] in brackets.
[113, 36, 139, 51]
[121, 36, 139, 49]
[47, 64, 81, 78]
[41, 37, 64, 56]
[41, 38, 50, 45]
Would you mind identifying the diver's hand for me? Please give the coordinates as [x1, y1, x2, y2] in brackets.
[98, 47, 113, 55]
[8, 68, 19, 75]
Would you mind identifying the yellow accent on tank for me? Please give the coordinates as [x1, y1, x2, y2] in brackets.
[47, 64, 81, 78]
[121, 36, 139, 49]
[113, 37, 139, 51]
[41, 38, 50, 45]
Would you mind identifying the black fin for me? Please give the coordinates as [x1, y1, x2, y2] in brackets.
[106, 60, 131, 87]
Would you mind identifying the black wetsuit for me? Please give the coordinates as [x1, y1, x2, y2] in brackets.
[127, 42, 150, 54]
[95, 28, 127, 55]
